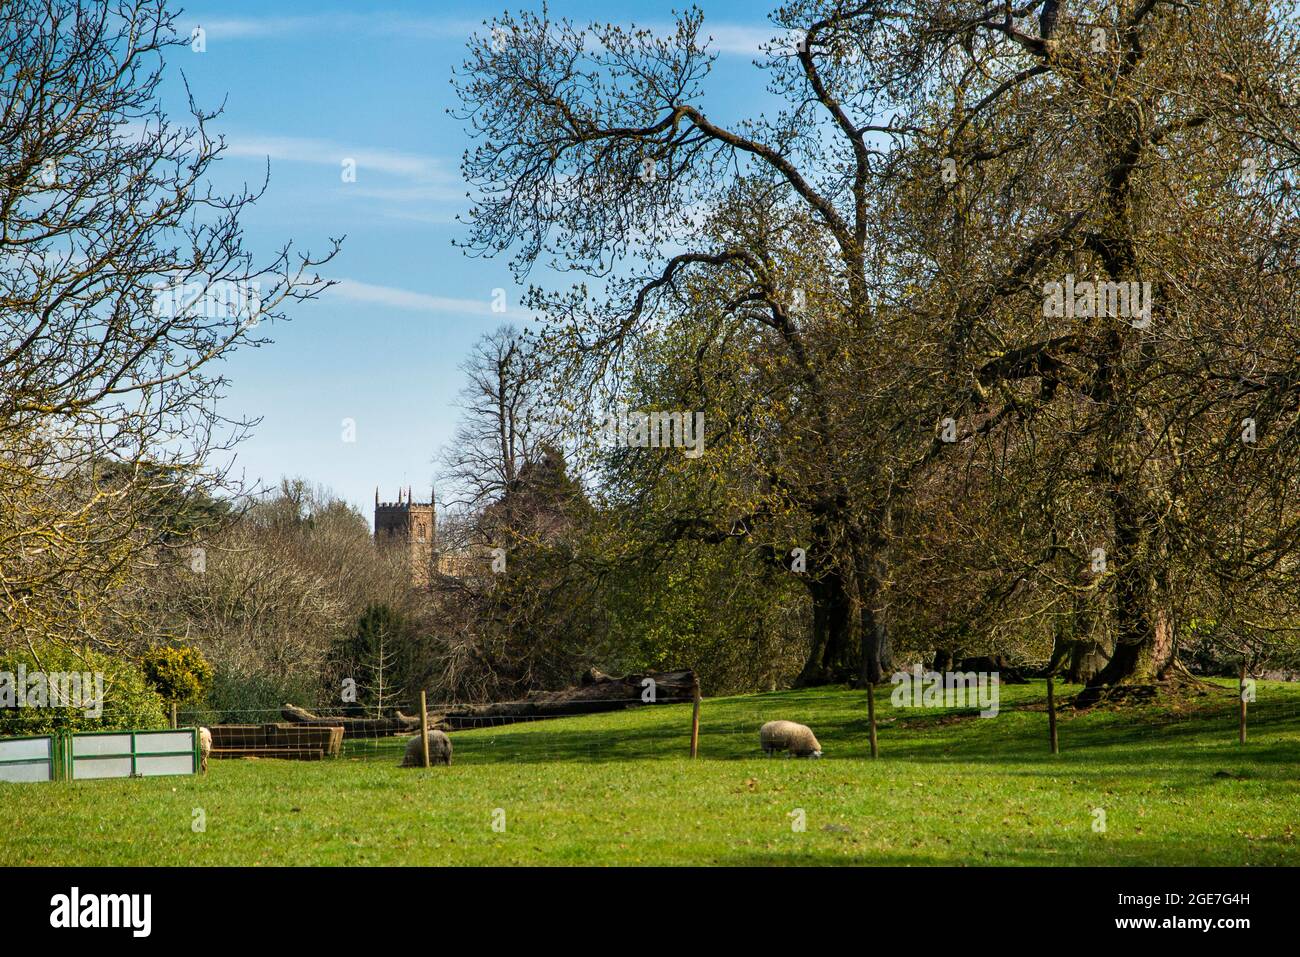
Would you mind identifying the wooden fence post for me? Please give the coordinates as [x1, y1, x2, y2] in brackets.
[867, 682, 879, 758]
[1047, 675, 1059, 754]
[171, 702, 178, 730]
[689, 675, 701, 758]
[420, 690, 430, 768]
[1239, 663, 1247, 745]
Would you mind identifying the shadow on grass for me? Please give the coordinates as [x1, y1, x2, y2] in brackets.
[331, 683, 1300, 772]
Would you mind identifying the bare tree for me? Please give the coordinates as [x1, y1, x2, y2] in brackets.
[0, 0, 338, 648]
[439, 325, 559, 515]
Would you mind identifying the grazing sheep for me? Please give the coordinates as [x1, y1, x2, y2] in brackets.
[401, 730, 453, 767]
[759, 720, 823, 758]
[198, 727, 212, 774]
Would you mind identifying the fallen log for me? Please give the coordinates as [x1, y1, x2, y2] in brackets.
[280, 704, 418, 739]
[413, 668, 697, 731]
[209, 723, 343, 758]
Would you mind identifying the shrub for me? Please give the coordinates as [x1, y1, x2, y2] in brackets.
[141, 645, 212, 705]
[0, 642, 167, 736]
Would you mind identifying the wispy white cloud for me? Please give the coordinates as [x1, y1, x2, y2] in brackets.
[188, 11, 778, 56]
[219, 134, 465, 226]
[350, 184, 466, 204]
[329, 279, 528, 319]
[189, 14, 476, 42]
[374, 207, 460, 226]
[221, 134, 451, 183]
[698, 24, 792, 57]
[189, 17, 306, 40]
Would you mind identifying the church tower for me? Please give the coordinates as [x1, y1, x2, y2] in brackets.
[374, 486, 436, 587]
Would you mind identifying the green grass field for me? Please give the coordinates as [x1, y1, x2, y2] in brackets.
[3, 679, 1297, 865]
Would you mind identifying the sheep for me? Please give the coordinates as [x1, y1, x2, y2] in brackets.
[759, 720, 823, 758]
[198, 727, 212, 774]
[400, 730, 453, 767]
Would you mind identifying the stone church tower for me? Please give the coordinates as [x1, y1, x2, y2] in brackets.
[374, 486, 435, 587]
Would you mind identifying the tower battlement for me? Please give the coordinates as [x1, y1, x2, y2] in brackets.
[374, 486, 436, 587]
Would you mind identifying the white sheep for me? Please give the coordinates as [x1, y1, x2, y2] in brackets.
[759, 720, 823, 758]
[401, 730, 453, 767]
[198, 726, 212, 773]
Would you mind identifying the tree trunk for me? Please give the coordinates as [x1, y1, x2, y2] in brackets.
[1066, 590, 1110, 684]
[1050, 590, 1109, 683]
[1085, 606, 1172, 689]
[1067, 636, 1109, 684]
[1080, 485, 1174, 699]
[855, 509, 893, 686]
[797, 583, 829, 685]
[280, 704, 418, 739]
[855, 553, 891, 685]
[795, 569, 856, 686]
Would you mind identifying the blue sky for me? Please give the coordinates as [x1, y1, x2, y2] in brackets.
[167, 1, 784, 524]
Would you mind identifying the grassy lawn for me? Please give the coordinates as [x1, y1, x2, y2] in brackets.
[2, 679, 1297, 865]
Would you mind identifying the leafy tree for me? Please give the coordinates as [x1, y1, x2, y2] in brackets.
[454, 6, 926, 684]
[455, 0, 1300, 697]
[141, 645, 212, 706]
[875, 0, 1300, 695]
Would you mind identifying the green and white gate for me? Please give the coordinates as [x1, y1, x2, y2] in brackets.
[68, 729, 199, 779]
[0, 734, 61, 783]
[0, 728, 198, 782]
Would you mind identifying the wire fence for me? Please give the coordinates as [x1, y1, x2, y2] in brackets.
[173, 696, 706, 765]
[8, 676, 1295, 768]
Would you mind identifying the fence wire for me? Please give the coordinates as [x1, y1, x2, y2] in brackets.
[12, 677, 1293, 768]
